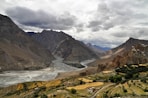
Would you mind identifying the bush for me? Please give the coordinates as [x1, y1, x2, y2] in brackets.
[33, 93, 38, 98]
[71, 88, 77, 94]
[40, 94, 48, 98]
[93, 79, 97, 82]
[79, 80, 85, 85]
[109, 75, 122, 83]
[144, 87, 148, 92]
[141, 78, 147, 83]
[40, 86, 46, 91]
[22, 83, 28, 91]
[103, 93, 108, 98]
[133, 73, 139, 78]
[123, 88, 127, 93]
[123, 86, 127, 93]
[114, 93, 120, 97]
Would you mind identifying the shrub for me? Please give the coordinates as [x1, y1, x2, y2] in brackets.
[103, 93, 108, 98]
[141, 78, 147, 83]
[123, 88, 127, 93]
[33, 93, 38, 98]
[114, 93, 120, 97]
[70, 88, 77, 94]
[22, 83, 28, 91]
[144, 87, 148, 92]
[79, 80, 85, 85]
[109, 75, 122, 83]
[40, 94, 48, 98]
[93, 79, 97, 82]
[40, 86, 46, 91]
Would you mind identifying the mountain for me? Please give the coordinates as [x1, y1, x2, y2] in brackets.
[111, 43, 148, 67]
[89, 38, 148, 69]
[86, 43, 106, 56]
[0, 14, 54, 71]
[91, 44, 110, 51]
[101, 37, 148, 59]
[29, 30, 98, 62]
[110, 37, 147, 55]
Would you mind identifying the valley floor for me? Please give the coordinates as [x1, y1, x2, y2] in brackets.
[0, 56, 95, 87]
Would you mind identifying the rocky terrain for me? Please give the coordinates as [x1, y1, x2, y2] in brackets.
[90, 38, 148, 69]
[0, 14, 54, 71]
[29, 30, 98, 62]
[111, 43, 148, 67]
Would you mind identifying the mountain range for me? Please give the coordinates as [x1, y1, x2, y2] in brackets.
[0, 14, 147, 72]
[28, 30, 98, 62]
[0, 14, 99, 71]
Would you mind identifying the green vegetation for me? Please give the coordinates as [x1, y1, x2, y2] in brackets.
[64, 62, 85, 68]
[109, 75, 122, 83]
[40, 94, 48, 98]
[113, 93, 120, 97]
[70, 88, 77, 94]
[0, 64, 147, 98]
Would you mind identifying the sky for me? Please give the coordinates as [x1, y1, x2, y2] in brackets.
[0, 0, 148, 48]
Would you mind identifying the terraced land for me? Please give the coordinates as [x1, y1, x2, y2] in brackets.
[0, 64, 147, 98]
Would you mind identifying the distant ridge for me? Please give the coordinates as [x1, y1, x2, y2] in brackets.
[86, 43, 107, 57]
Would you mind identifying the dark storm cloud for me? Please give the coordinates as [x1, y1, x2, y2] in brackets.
[6, 7, 76, 30]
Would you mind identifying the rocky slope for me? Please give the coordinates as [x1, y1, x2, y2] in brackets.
[89, 38, 148, 69]
[29, 30, 98, 62]
[106, 37, 148, 58]
[0, 14, 54, 71]
[111, 43, 148, 67]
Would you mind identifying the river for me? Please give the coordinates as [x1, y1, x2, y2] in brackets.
[0, 56, 95, 87]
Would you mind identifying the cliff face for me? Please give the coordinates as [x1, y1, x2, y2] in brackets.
[0, 14, 54, 71]
[30, 30, 98, 62]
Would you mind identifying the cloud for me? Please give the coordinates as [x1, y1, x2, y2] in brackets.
[1, 0, 148, 48]
[88, 0, 148, 31]
[83, 0, 148, 48]
[6, 7, 77, 30]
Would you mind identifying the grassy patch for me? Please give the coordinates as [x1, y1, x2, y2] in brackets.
[78, 78, 93, 83]
[67, 82, 104, 90]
